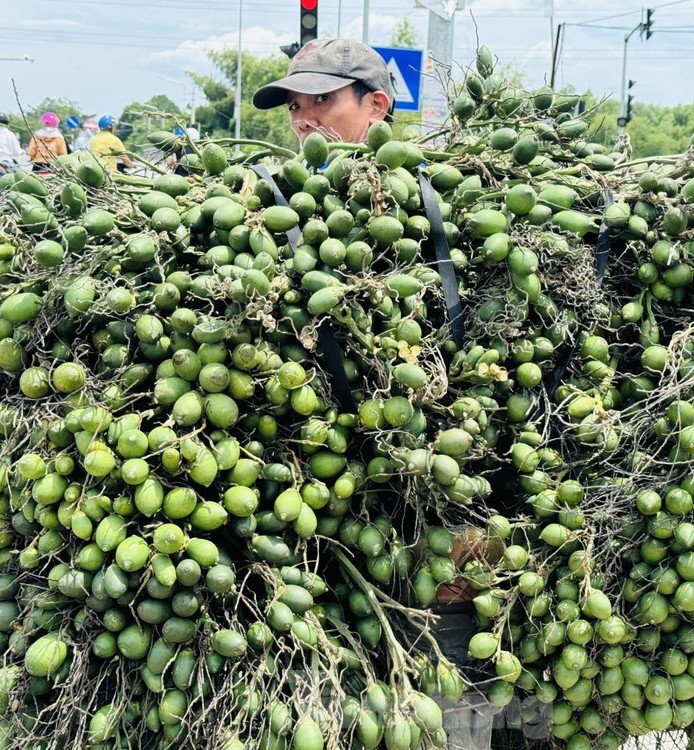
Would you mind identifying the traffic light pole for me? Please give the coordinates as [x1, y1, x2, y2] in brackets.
[618, 9, 653, 135]
[618, 24, 640, 135]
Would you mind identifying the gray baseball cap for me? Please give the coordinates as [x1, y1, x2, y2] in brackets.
[253, 38, 392, 110]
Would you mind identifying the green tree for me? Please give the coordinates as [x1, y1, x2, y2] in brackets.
[626, 102, 694, 157]
[9, 98, 84, 148]
[581, 94, 619, 152]
[119, 94, 182, 151]
[390, 18, 420, 48]
[190, 49, 297, 150]
[581, 94, 694, 158]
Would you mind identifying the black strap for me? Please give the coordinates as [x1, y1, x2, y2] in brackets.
[541, 342, 576, 403]
[534, 189, 615, 418]
[595, 189, 614, 284]
[418, 171, 465, 351]
[250, 164, 302, 252]
[316, 320, 357, 412]
[250, 164, 356, 413]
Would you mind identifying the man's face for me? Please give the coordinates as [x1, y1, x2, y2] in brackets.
[287, 84, 385, 144]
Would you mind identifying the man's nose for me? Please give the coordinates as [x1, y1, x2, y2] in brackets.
[298, 104, 319, 126]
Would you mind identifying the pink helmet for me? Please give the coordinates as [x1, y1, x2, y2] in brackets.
[41, 111, 60, 127]
[83, 119, 98, 131]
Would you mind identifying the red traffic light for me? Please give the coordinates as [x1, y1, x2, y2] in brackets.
[300, 0, 318, 45]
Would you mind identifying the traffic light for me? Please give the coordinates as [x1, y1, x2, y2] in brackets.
[645, 8, 654, 39]
[626, 95, 635, 124]
[626, 79, 636, 124]
[300, 0, 318, 46]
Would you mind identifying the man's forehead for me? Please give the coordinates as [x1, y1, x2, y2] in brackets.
[286, 86, 351, 102]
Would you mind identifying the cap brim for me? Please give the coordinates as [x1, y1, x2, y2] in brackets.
[252, 72, 357, 110]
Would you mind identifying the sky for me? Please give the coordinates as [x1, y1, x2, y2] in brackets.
[1, 0, 693, 126]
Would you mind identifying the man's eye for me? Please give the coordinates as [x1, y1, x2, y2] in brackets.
[316, 94, 330, 103]
[287, 102, 299, 112]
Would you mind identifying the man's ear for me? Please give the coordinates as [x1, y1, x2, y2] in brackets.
[369, 91, 391, 121]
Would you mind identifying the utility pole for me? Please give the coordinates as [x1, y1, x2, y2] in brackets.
[545, 0, 554, 75]
[550, 22, 563, 89]
[189, 87, 196, 128]
[415, 0, 464, 66]
[415, 0, 465, 132]
[618, 8, 654, 135]
[234, 0, 243, 141]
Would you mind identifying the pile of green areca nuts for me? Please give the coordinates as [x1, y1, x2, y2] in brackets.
[0, 43, 692, 750]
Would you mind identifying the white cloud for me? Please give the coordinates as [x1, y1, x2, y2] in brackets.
[2, 0, 686, 116]
[148, 13, 418, 74]
[465, 0, 528, 15]
[341, 13, 402, 44]
[148, 26, 301, 70]
[518, 39, 551, 66]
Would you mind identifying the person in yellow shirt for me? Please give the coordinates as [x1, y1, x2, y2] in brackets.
[89, 115, 135, 171]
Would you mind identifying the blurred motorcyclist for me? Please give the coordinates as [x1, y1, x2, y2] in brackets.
[72, 119, 99, 152]
[28, 112, 68, 172]
[89, 114, 135, 172]
[65, 115, 80, 152]
[166, 125, 200, 175]
[0, 113, 24, 174]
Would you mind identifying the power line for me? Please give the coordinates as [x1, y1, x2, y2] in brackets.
[565, 9, 641, 25]
[4, 18, 691, 46]
[3, 3, 692, 68]
[35, 0, 694, 17]
[14, 0, 694, 25]
[564, 23, 632, 30]
[2, 24, 692, 54]
[564, 0, 693, 26]
[653, 0, 694, 8]
[1, 36, 690, 61]
[2, 26, 222, 43]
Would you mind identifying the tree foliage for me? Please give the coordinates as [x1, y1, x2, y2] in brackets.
[189, 49, 297, 149]
[4, 50, 693, 159]
[119, 94, 183, 152]
[626, 102, 694, 157]
[581, 95, 694, 159]
[390, 18, 420, 49]
[7, 95, 185, 155]
[8, 98, 85, 148]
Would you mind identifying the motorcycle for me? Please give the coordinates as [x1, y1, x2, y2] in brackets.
[0, 152, 32, 176]
[0, 159, 18, 176]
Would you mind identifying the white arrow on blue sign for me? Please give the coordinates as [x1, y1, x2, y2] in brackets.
[372, 46, 423, 112]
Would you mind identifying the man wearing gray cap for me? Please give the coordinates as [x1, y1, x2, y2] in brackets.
[253, 38, 393, 144]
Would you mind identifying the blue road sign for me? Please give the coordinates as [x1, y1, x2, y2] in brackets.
[372, 46, 423, 112]
[66, 115, 80, 130]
